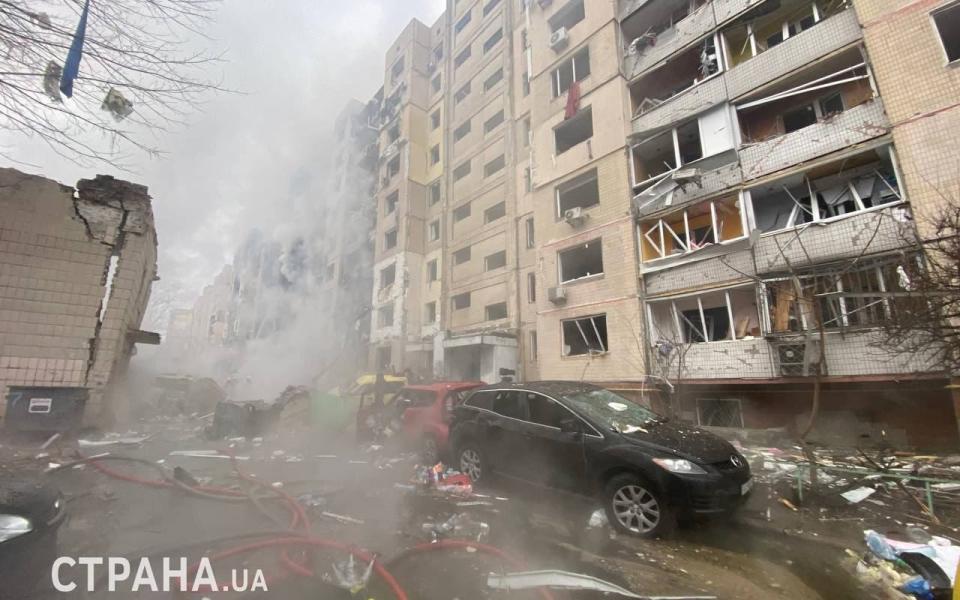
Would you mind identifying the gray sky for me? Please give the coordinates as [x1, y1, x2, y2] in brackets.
[1, 0, 444, 328]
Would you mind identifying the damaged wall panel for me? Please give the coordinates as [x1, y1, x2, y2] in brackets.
[0, 168, 158, 430]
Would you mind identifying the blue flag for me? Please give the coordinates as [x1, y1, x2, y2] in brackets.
[60, 0, 90, 98]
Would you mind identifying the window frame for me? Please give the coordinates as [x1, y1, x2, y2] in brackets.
[552, 47, 591, 98]
[553, 106, 593, 155]
[558, 238, 604, 284]
[561, 313, 608, 356]
[933, 1, 960, 64]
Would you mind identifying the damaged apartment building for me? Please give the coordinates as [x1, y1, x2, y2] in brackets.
[0, 169, 159, 431]
[367, 0, 960, 445]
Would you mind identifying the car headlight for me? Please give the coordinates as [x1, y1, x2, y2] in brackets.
[652, 458, 707, 475]
[0, 515, 33, 543]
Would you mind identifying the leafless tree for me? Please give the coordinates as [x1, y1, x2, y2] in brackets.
[878, 201, 960, 373]
[1, 0, 226, 166]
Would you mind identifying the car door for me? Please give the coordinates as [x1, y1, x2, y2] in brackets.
[483, 390, 530, 477]
[522, 391, 590, 491]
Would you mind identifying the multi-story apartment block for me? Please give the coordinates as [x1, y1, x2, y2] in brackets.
[365, 0, 960, 445]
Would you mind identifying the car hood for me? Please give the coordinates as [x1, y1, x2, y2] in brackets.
[613, 419, 736, 464]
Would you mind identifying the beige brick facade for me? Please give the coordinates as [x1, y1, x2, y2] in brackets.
[0, 168, 157, 428]
[853, 0, 960, 238]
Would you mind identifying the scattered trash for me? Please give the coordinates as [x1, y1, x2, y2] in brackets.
[864, 529, 959, 594]
[841, 487, 876, 504]
[331, 554, 374, 594]
[40, 433, 61, 450]
[422, 513, 490, 542]
[101, 88, 134, 121]
[779, 497, 798, 512]
[587, 508, 608, 528]
[78, 435, 149, 447]
[168, 450, 246, 460]
[173, 466, 200, 487]
[487, 570, 716, 599]
[413, 463, 474, 497]
[321, 512, 365, 525]
[298, 493, 327, 509]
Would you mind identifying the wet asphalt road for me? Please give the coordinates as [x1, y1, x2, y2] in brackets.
[18, 425, 872, 600]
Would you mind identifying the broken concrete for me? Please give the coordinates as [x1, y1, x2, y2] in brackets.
[0, 168, 158, 430]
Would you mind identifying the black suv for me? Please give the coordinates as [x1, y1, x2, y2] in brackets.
[449, 381, 751, 537]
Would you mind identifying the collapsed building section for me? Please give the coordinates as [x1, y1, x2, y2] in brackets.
[0, 168, 158, 431]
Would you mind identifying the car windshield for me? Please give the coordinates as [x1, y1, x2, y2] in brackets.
[561, 388, 661, 433]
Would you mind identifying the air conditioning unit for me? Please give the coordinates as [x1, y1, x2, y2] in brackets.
[775, 341, 821, 376]
[549, 28, 569, 52]
[547, 286, 567, 305]
[563, 207, 586, 227]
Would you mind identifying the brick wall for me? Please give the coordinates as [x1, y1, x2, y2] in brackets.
[0, 169, 157, 427]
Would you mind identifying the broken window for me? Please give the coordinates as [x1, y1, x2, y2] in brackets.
[554, 107, 592, 154]
[621, 0, 708, 56]
[427, 259, 439, 281]
[559, 238, 603, 282]
[386, 155, 400, 180]
[629, 35, 721, 116]
[631, 105, 734, 188]
[483, 28, 503, 54]
[455, 46, 472, 69]
[384, 190, 399, 215]
[552, 47, 590, 97]
[453, 245, 472, 265]
[378, 304, 395, 327]
[387, 124, 400, 143]
[431, 109, 441, 130]
[380, 264, 396, 289]
[640, 195, 745, 261]
[431, 74, 442, 93]
[648, 286, 759, 344]
[453, 160, 471, 181]
[484, 201, 506, 223]
[425, 301, 437, 323]
[527, 271, 536, 302]
[562, 314, 608, 355]
[429, 219, 440, 241]
[764, 258, 921, 333]
[697, 399, 744, 428]
[549, 0, 585, 33]
[721, 1, 835, 68]
[484, 110, 504, 134]
[455, 9, 472, 35]
[455, 81, 471, 104]
[751, 147, 903, 233]
[934, 2, 960, 63]
[452, 292, 471, 310]
[484, 155, 505, 177]
[453, 202, 471, 222]
[384, 228, 398, 250]
[454, 119, 472, 142]
[485, 302, 508, 320]
[430, 145, 440, 165]
[556, 168, 599, 218]
[736, 58, 870, 141]
[484, 68, 504, 93]
[485, 250, 507, 271]
[525, 217, 535, 248]
[390, 56, 404, 83]
[429, 180, 441, 205]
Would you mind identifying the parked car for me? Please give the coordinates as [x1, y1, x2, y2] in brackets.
[393, 382, 484, 462]
[449, 381, 752, 538]
[0, 476, 66, 597]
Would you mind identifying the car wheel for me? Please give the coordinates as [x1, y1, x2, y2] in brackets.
[421, 435, 440, 465]
[603, 473, 674, 538]
[457, 443, 486, 483]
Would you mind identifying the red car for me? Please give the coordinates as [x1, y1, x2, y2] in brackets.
[394, 382, 484, 462]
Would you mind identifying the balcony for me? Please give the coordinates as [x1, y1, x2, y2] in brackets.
[671, 338, 777, 380]
[725, 8, 863, 100]
[643, 248, 755, 294]
[754, 205, 910, 274]
[622, 2, 717, 81]
[740, 99, 889, 181]
[631, 72, 727, 135]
